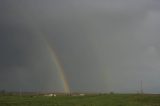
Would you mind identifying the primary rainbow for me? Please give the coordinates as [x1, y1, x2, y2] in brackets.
[18, 9, 71, 93]
[45, 42, 70, 93]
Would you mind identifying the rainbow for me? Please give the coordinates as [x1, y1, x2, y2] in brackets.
[45, 41, 70, 93]
[20, 12, 70, 93]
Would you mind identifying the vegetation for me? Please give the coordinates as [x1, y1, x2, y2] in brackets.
[0, 94, 160, 106]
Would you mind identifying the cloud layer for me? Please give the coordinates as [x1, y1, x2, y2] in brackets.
[0, 0, 160, 93]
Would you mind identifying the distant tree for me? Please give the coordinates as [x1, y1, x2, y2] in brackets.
[0, 89, 6, 95]
[110, 91, 114, 95]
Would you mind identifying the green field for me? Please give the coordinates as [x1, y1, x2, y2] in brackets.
[0, 94, 160, 106]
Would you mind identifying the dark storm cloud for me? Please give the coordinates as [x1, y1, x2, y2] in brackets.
[0, 0, 160, 93]
[0, 1, 63, 91]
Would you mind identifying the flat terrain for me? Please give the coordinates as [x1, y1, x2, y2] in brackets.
[0, 94, 160, 106]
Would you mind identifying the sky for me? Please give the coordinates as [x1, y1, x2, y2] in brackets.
[0, 0, 160, 93]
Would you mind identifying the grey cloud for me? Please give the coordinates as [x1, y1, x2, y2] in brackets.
[0, 0, 160, 93]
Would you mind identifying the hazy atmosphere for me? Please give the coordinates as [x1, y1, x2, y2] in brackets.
[0, 0, 160, 93]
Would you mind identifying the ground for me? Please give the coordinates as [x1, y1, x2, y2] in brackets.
[0, 94, 160, 106]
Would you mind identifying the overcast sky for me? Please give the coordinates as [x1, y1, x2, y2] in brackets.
[0, 0, 160, 93]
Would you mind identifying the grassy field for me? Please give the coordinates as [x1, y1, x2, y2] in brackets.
[0, 94, 160, 106]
